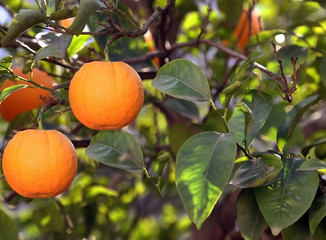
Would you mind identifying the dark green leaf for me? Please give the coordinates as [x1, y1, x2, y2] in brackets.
[237, 189, 267, 240]
[231, 154, 283, 188]
[314, 218, 326, 240]
[235, 102, 253, 146]
[0, 84, 28, 104]
[69, 0, 102, 35]
[86, 130, 145, 172]
[282, 215, 312, 240]
[255, 158, 319, 236]
[35, 32, 73, 58]
[165, 98, 200, 121]
[49, 8, 74, 20]
[218, 0, 244, 25]
[277, 95, 319, 154]
[246, 90, 273, 146]
[34, 46, 63, 61]
[152, 59, 211, 102]
[309, 194, 326, 235]
[175, 131, 237, 229]
[202, 110, 229, 133]
[2, 9, 46, 46]
[219, 80, 241, 107]
[0, 207, 18, 240]
[297, 158, 326, 171]
[228, 106, 245, 144]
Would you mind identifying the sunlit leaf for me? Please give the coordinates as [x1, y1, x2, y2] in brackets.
[237, 189, 267, 240]
[152, 59, 211, 102]
[175, 131, 237, 229]
[84, 185, 119, 199]
[296, 158, 326, 171]
[255, 158, 319, 236]
[86, 130, 145, 172]
[0, 84, 28, 104]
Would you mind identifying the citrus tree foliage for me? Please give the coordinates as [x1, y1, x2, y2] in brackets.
[0, 0, 326, 239]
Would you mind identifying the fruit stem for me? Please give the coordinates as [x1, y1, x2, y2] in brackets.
[104, 45, 110, 62]
[37, 112, 43, 130]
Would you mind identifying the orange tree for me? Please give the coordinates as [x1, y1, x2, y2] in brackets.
[0, 0, 326, 239]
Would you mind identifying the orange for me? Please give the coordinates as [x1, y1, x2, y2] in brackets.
[233, 9, 262, 50]
[60, 17, 74, 28]
[0, 67, 55, 121]
[2, 129, 78, 198]
[68, 61, 144, 130]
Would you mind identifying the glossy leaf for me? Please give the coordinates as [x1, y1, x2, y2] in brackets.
[235, 102, 253, 146]
[0, 207, 18, 240]
[2, 9, 46, 46]
[0, 84, 28, 104]
[309, 194, 326, 235]
[86, 130, 145, 172]
[175, 131, 237, 229]
[231, 154, 283, 188]
[237, 189, 267, 240]
[152, 59, 211, 102]
[255, 158, 319, 236]
[69, 0, 102, 35]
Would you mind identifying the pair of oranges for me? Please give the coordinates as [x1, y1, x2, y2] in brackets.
[1, 61, 144, 198]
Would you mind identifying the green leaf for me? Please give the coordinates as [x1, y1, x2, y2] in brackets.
[35, 32, 73, 58]
[228, 90, 273, 147]
[219, 80, 241, 107]
[165, 98, 201, 121]
[69, 0, 102, 35]
[237, 189, 267, 240]
[0, 206, 19, 240]
[255, 158, 319, 236]
[49, 8, 74, 20]
[85, 130, 145, 172]
[202, 110, 229, 133]
[282, 215, 312, 240]
[66, 34, 91, 57]
[235, 102, 253, 146]
[2, 9, 46, 46]
[34, 46, 63, 61]
[175, 131, 237, 229]
[309, 194, 326, 235]
[246, 90, 273, 146]
[0, 84, 29, 104]
[277, 95, 319, 154]
[314, 218, 326, 239]
[218, 0, 244, 25]
[248, 29, 287, 46]
[231, 154, 283, 188]
[0, 56, 14, 70]
[152, 59, 211, 102]
[296, 158, 326, 171]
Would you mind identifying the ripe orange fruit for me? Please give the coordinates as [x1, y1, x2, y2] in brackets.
[233, 9, 262, 50]
[2, 129, 78, 198]
[0, 67, 55, 121]
[68, 61, 144, 130]
[60, 17, 74, 28]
